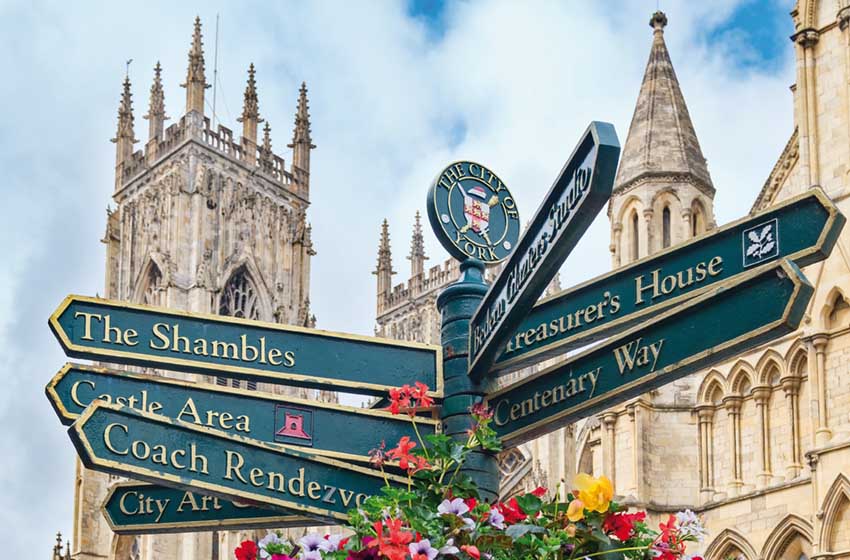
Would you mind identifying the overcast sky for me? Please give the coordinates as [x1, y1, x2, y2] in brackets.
[0, 0, 795, 555]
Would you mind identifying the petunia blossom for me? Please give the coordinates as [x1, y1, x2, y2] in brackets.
[438, 497, 470, 517]
[408, 539, 438, 560]
[487, 507, 505, 529]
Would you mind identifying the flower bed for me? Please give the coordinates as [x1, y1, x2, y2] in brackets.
[235, 385, 706, 560]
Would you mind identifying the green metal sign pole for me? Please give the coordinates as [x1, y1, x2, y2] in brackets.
[437, 259, 499, 501]
[102, 482, 318, 535]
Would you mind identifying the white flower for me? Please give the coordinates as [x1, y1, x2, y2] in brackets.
[437, 498, 469, 517]
[258, 533, 282, 559]
[488, 508, 505, 530]
[439, 538, 459, 555]
[675, 509, 707, 542]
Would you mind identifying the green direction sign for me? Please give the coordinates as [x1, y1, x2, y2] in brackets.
[492, 188, 844, 376]
[486, 258, 813, 446]
[70, 401, 406, 521]
[47, 363, 438, 464]
[468, 122, 621, 378]
[102, 482, 317, 535]
[49, 296, 442, 397]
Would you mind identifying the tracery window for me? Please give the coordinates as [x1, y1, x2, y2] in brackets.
[217, 267, 262, 389]
[141, 264, 164, 307]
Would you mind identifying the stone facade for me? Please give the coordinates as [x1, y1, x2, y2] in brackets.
[376, 4, 850, 559]
[72, 17, 331, 560]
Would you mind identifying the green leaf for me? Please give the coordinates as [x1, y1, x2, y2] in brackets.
[504, 524, 546, 539]
[515, 494, 543, 516]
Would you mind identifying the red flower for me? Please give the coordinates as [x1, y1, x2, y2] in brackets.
[407, 455, 431, 475]
[531, 486, 547, 498]
[339, 537, 350, 549]
[235, 540, 258, 560]
[411, 382, 434, 409]
[374, 518, 413, 560]
[388, 387, 412, 415]
[461, 545, 481, 560]
[498, 497, 527, 524]
[386, 436, 418, 470]
[654, 515, 686, 560]
[464, 497, 478, 513]
[603, 511, 646, 541]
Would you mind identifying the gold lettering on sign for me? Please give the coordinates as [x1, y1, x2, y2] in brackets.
[634, 256, 724, 305]
[492, 367, 601, 427]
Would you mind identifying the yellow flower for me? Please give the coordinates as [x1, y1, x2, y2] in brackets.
[566, 499, 585, 522]
[573, 473, 614, 513]
[565, 523, 578, 537]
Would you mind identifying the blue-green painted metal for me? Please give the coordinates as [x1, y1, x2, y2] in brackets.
[486, 259, 813, 446]
[469, 122, 621, 378]
[69, 401, 405, 521]
[436, 259, 499, 501]
[492, 187, 844, 376]
[47, 363, 438, 463]
[102, 482, 318, 534]
[427, 162, 521, 264]
[49, 295, 441, 397]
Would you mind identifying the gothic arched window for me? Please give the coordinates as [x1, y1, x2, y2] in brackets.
[692, 201, 706, 237]
[218, 267, 262, 390]
[141, 263, 164, 307]
[662, 206, 671, 248]
[630, 211, 639, 262]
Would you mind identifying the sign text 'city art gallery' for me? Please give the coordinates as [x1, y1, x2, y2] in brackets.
[491, 188, 845, 375]
[49, 296, 442, 396]
[103, 482, 316, 534]
[486, 259, 813, 445]
[70, 402, 407, 522]
[468, 122, 621, 377]
[47, 363, 439, 463]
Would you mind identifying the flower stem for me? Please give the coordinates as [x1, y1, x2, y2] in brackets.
[411, 418, 430, 461]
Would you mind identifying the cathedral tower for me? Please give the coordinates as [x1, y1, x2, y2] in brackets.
[608, 11, 716, 268]
[75, 18, 318, 560]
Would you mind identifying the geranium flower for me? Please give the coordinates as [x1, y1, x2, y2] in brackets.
[407, 455, 431, 475]
[487, 507, 505, 529]
[531, 486, 547, 498]
[374, 518, 413, 560]
[236, 541, 259, 560]
[387, 387, 412, 415]
[566, 499, 585, 522]
[411, 382, 434, 409]
[386, 436, 417, 470]
[602, 511, 646, 541]
[464, 497, 477, 512]
[438, 497, 470, 517]
[573, 473, 613, 513]
[498, 497, 526, 524]
[461, 544, 481, 560]
[408, 539, 438, 560]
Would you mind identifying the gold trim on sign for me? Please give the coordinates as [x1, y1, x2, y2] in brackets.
[100, 482, 318, 534]
[72, 401, 409, 522]
[489, 187, 840, 375]
[46, 362, 438, 465]
[48, 295, 444, 398]
[486, 259, 808, 446]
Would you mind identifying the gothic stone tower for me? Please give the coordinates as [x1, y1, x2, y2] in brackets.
[73, 17, 319, 560]
[608, 11, 716, 267]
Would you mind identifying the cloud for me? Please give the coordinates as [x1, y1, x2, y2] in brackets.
[0, 0, 794, 554]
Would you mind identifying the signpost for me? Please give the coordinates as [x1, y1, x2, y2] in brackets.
[485, 259, 813, 446]
[47, 363, 439, 464]
[49, 295, 442, 397]
[102, 482, 316, 535]
[492, 188, 844, 375]
[468, 122, 621, 377]
[70, 401, 406, 521]
[45, 113, 846, 538]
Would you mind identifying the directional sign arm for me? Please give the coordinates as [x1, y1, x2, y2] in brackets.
[468, 122, 621, 378]
[491, 188, 844, 376]
[102, 482, 319, 535]
[47, 363, 439, 464]
[486, 258, 813, 446]
[49, 295, 442, 397]
[69, 401, 406, 521]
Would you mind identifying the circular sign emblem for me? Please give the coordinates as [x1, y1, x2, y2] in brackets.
[426, 161, 520, 263]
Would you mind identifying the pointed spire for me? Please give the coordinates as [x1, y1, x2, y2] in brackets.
[182, 16, 210, 114]
[613, 11, 713, 196]
[259, 122, 274, 171]
[289, 82, 316, 176]
[238, 63, 263, 143]
[144, 62, 169, 140]
[111, 76, 137, 165]
[52, 532, 62, 560]
[373, 219, 397, 300]
[407, 211, 428, 277]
